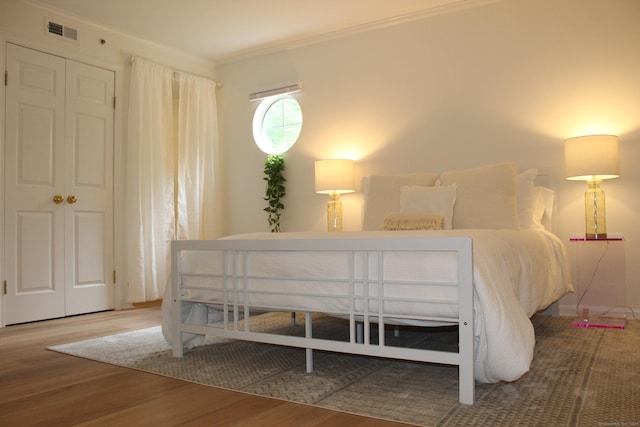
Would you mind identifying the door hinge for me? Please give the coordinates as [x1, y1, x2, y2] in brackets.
[4, 70, 7, 86]
[3, 280, 6, 295]
[113, 270, 116, 284]
[113, 96, 116, 109]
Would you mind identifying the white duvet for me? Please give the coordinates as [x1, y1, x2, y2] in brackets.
[162, 229, 572, 383]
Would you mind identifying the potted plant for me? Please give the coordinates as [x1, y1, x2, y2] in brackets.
[263, 154, 286, 232]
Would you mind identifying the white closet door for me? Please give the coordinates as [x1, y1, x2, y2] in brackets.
[63, 59, 114, 316]
[3, 44, 114, 324]
[4, 44, 67, 324]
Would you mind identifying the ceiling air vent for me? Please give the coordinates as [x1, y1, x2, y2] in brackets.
[46, 20, 78, 41]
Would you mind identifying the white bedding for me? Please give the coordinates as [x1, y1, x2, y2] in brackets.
[162, 228, 572, 383]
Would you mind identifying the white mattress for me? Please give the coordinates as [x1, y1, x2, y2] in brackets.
[162, 229, 573, 383]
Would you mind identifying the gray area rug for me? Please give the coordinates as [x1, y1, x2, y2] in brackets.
[49, 313, 640, 426]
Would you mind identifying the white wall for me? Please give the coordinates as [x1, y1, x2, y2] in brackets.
[0, 0, 218, 315]
[215, 0, 640, 313]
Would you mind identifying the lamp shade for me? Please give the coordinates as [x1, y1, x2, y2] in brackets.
[315, 159, 355, 194]
[564, 135, 620, 181]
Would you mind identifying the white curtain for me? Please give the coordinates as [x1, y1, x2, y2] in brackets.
[125, 58, 220, 303]
[176, 74, 221, 240]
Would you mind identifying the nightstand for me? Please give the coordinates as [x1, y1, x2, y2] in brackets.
[570, 234, 626, 329]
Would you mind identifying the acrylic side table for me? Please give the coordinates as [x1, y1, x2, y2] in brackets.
[570, 235, 626, 329]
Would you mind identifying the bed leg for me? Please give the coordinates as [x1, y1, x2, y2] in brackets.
[172, 332, 184, 358]
[291, 312, 297, 326]
[394, 325, 400, 337]
[305, 312, 313, 372]
[459, 320, 475, 404]
[356, 322, 364, 344]
[173, 346, 184, 358]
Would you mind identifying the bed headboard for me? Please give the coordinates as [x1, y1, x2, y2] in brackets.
[360, 163, 557, 233]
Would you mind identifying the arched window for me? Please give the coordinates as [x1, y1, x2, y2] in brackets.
[252, 95, 302, 154]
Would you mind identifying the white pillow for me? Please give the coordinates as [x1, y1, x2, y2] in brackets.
[438, 162, 520, 230]
[517, 169, 539, 229]
[362, 172, 438, 231]
[535, 186, 555, 231]
[399, 184, 457, 229]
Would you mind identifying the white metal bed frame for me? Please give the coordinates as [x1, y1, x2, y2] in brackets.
[171, 236, 475, 404]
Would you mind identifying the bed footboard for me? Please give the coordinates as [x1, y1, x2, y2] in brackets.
[171, 236, 475, 404]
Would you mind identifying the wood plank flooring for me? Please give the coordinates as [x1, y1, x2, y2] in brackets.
[0, 305, 413, 426]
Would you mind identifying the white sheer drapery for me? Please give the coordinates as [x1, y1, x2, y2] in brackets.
[176, 74, 221, 240]
[125, 58, 174, 303]
[125, 58, 220, 303]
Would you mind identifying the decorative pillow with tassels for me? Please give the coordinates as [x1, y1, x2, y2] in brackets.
[380, 212, 445, 231]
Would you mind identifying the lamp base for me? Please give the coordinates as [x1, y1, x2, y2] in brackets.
[327, 193, 342, 232]
[584, 180, 607, 239]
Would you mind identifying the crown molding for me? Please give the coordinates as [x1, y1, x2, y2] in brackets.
[215, 0, 503, 66]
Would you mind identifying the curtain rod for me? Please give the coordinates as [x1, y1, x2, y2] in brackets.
[249, 81, 302, 101]
[130, 56, 222, 88]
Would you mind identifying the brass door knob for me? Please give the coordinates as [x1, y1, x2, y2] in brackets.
[53, 195, 64, 204]
[67, 195, 78, 204]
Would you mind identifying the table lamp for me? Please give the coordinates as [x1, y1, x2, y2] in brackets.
[315, 159, 355, 232]
[564, 135, 620, 239]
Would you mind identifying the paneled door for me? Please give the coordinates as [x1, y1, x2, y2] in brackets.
[3, 43, 114, 325]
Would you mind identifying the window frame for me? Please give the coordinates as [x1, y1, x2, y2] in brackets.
[252, 94, 303, 155]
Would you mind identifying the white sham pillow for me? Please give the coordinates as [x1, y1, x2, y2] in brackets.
[438, 162, 520, 230]
[362, 172, 438, 231]
[517, 168, 539, 229]
[535, 186, 555, 231]
[399, 184, 457, 230]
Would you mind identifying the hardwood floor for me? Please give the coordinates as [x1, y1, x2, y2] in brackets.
[0, 305, 413, 426]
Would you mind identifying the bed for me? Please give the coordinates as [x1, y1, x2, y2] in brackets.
[162, 163, 573, 405]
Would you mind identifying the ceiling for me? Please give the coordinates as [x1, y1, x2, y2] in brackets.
[30, 0, 491, 63]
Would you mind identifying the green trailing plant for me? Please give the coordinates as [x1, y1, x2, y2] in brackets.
[263, 154, 286, 232]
